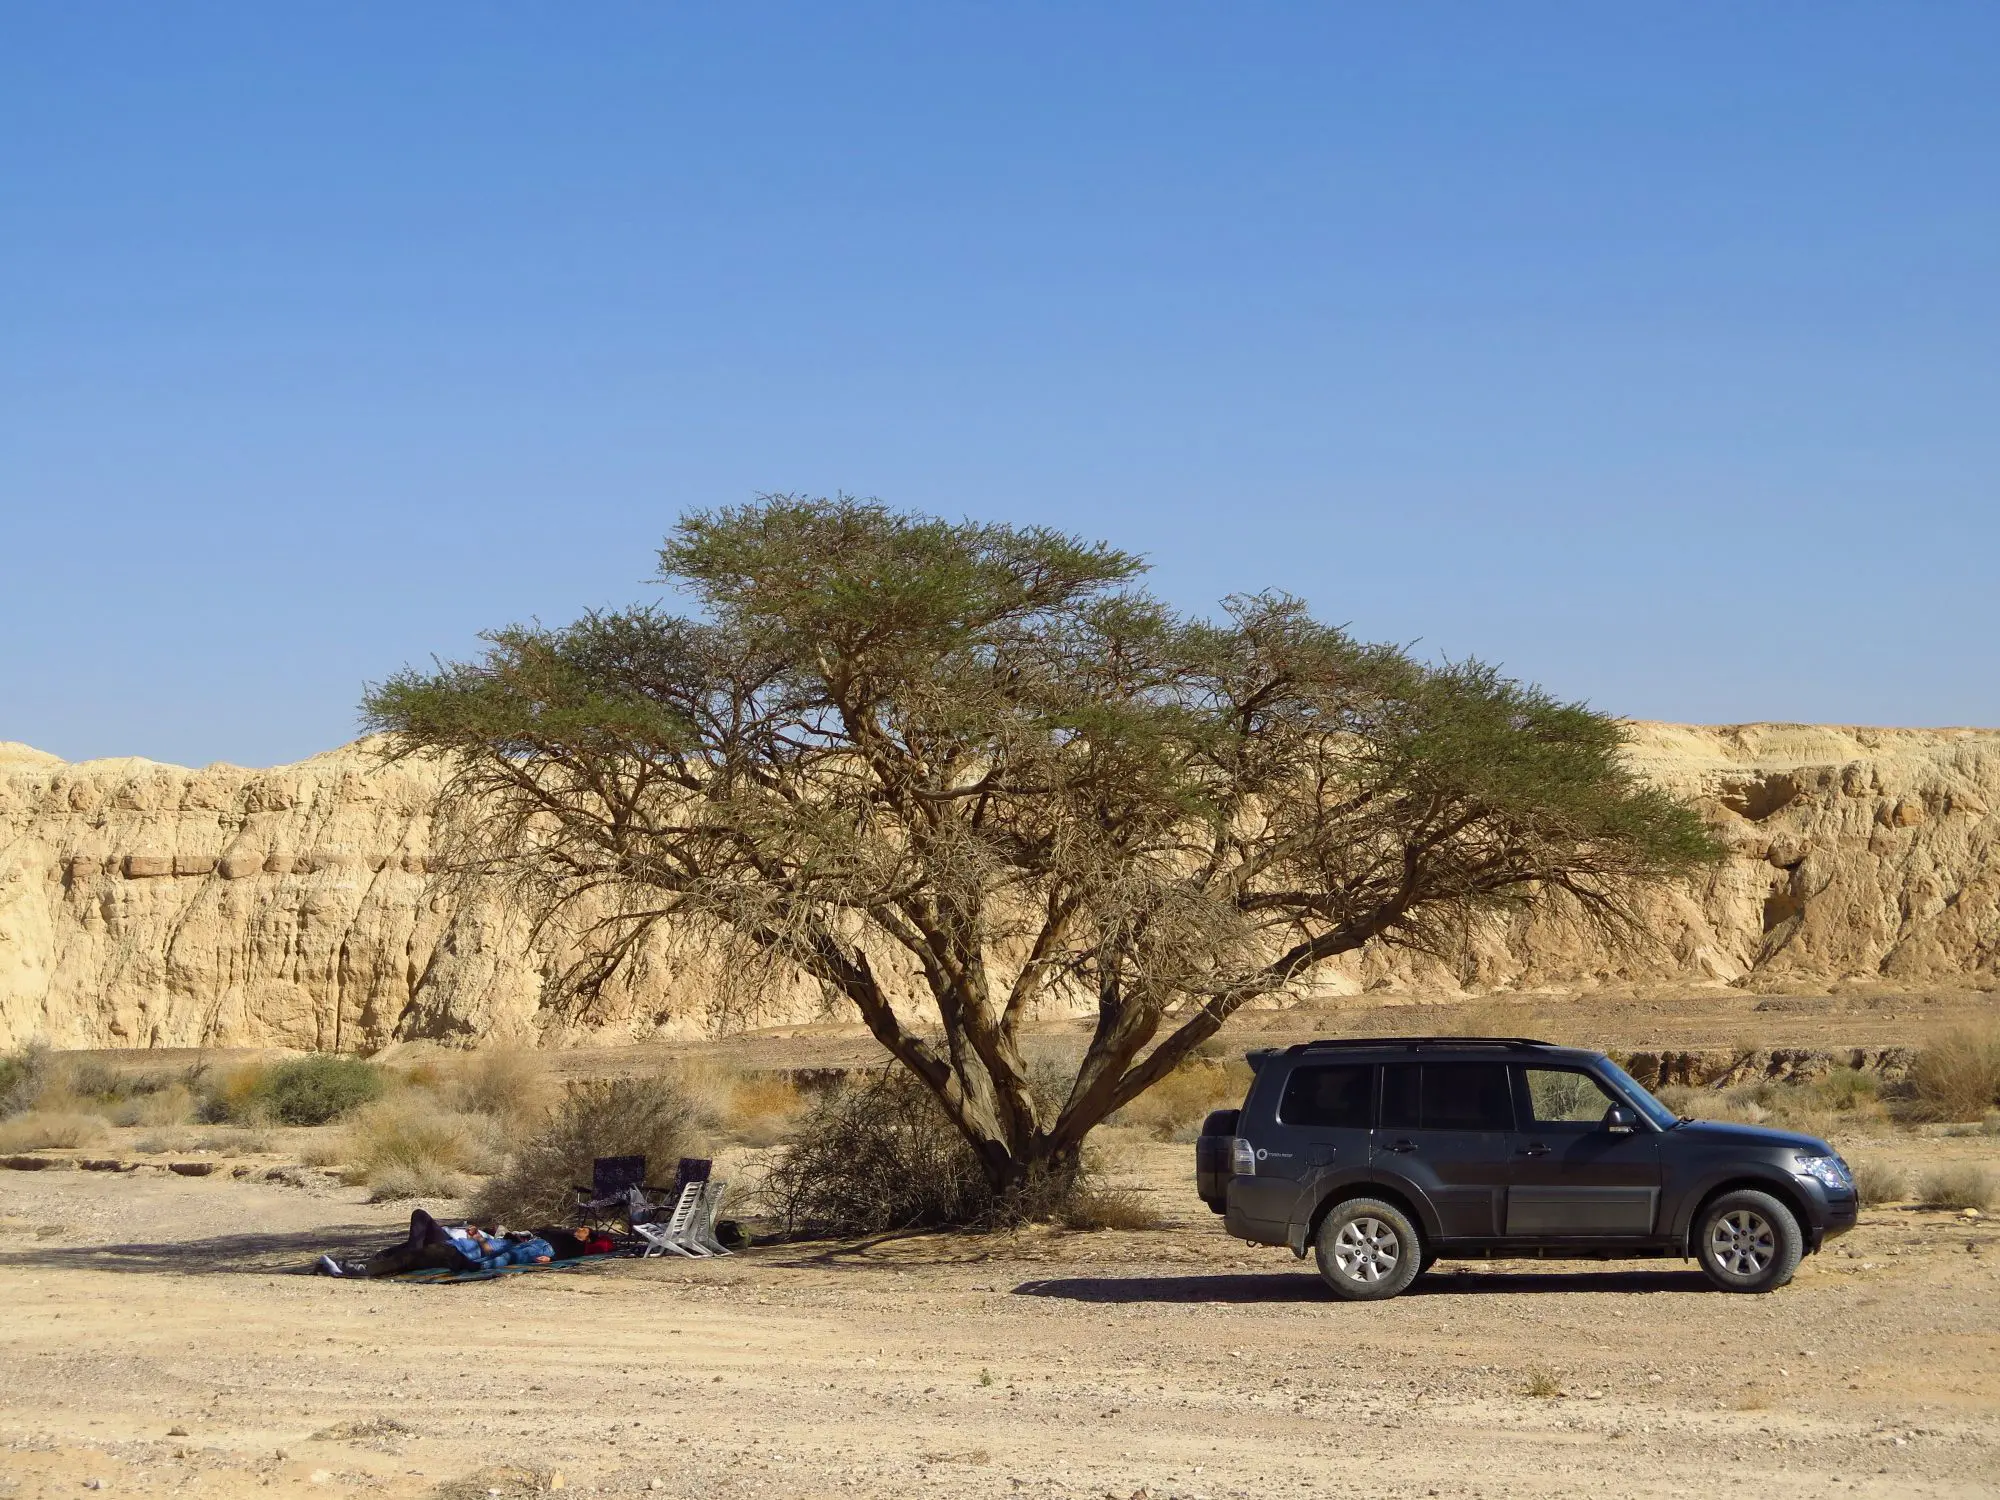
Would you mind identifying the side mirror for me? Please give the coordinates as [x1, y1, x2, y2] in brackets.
[1604, 1105, 1638, 1134]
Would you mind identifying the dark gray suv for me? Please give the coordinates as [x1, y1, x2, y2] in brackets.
[1194, 1037, 1858, 1299]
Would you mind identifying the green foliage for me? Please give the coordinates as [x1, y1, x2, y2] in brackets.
[0, 1044, 50, 1118]
[241, 1055, 387, 1126]
[364, 495, 1721, 1190]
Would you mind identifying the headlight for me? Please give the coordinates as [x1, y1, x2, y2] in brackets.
[1794, 1154, 1853, 1192]
[1230, 1137, 1257, 1177]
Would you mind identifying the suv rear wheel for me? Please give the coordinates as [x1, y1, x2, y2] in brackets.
[1695, 1189, 1803, 1293]
[1314, 1197, 1423, 1301]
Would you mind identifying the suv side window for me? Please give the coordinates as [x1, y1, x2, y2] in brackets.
[1519, 1066, 1619, 1127]
[1278, 1063, 1372, 1128]
[1381, 1062, 1514, 1131]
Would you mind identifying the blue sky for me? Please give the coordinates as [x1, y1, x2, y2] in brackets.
[3, 5, 1995, 767]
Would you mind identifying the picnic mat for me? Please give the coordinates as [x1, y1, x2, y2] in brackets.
[311, 1254, 631, 1284]
[396, 1251, 645, 1283]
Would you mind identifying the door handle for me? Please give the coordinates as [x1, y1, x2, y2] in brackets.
[1384, 1139, 1418, 1153]
[1519, 1144, 1551, 1157]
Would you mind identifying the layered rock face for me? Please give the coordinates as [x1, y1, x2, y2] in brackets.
[1, 724, 1995, 1051]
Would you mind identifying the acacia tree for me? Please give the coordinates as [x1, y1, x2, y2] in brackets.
[364, 496, 1715, 1192]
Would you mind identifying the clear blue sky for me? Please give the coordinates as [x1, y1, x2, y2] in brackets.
[4, 5, 1995, 767]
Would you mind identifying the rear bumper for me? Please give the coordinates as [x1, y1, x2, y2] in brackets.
[1222, 1177, 1292, 1246]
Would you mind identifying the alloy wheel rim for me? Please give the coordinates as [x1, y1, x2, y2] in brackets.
[1332, 1216, 1401, 1283]
[1708, 1208, 1776, 1278]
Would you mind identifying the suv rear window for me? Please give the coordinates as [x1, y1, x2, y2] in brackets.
[1381, 1062, 1515, 1131]
[1278, 1063, 1372, 1127]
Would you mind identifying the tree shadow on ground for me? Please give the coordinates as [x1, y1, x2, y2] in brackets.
[1013, 1267, 1717, 1302]
[0, 1223, 385, 1276]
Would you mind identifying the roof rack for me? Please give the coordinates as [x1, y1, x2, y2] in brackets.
[1290, 1036, 1559, 1053]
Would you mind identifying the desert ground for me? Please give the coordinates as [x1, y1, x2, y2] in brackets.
[4, 994, 2000, 1500]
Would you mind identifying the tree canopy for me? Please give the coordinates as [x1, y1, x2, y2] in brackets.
[364, 495, 1718, 1189]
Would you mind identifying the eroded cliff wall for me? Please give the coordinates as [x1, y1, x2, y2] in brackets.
[1, 724, 1995, 1050]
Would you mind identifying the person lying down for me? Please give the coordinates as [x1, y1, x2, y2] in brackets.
[316, 1208, 616, 1278]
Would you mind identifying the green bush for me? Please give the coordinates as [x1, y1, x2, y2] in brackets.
[0, 1044, 52, 1118]
[256, 1055, 387, 1125]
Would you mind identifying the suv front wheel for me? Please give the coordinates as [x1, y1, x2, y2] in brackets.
[1314, 1197, 1424, 1301]
[1695, 1189, 1803, 1293]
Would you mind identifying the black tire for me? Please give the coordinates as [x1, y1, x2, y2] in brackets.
[1314, 1197, 1424, 1302]
[1695, 1189, 1803, 1293]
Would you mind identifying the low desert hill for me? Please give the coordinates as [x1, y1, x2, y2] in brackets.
[1, 723, 1995, 1051]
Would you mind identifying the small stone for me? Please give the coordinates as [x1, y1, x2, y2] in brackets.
[1584, 1390, 1603, 1400]
[166, 1427, 189, 1437]
[549, 1476, 565, 1491]
[83, 1482, 104, 1492]
[309, 1472, 331, 1485]
[648, 1481, 664, 1492]
[1962, 1208, 1981, 1220]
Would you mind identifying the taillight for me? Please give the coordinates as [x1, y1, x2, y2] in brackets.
[1230, 1137, 1256, 1177]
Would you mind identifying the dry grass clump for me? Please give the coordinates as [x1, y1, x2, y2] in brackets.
[675, 1059, 806, 1147]
[0, 1110, 110, 1151]
[446, 1048, 556, 1127]
[1917, 1163, 1994, 1212]
[1849, 1157, 1907, 1206]
[471, 1075, 702, 1226]
[1059, 1181, 1166, 1232]
[1111, 1057, 1252, 1143]
[1907, 1027, 2000, 1122]
[338, 1095, 499, 1201]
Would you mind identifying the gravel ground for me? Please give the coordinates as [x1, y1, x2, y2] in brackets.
[4, 1138, 1999, 1500]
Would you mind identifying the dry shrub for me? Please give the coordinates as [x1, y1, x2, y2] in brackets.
[1521, 1366, 1564, 1399]
[761, 1072, 997, 1235]
[210, 1127, 273, 1156]
[1907, 1027, 2000, 1122]
[1918, 1163, 1994, 1212]
[1849, 1157, 1907, 1206]
[760, 1070, 1129, 1237]
[108, 1084, 195, 1128]
[449, 1048, 556, 1127]
[0, 1110, 109, 1151]
[193, 1060, 274, 1123]
[340, 1096, 497, 1201]
[1112, 1058, 1252, 1143]
[471, 1075, 701, 1226]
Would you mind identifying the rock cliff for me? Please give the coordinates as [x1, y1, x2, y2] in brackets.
[1, 724, 1995, 1050]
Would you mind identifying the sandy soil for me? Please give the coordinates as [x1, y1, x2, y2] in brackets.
[5, 1130, 1999, 1500]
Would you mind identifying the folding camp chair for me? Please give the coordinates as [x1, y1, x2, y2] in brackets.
[574, 1155, 659, 1224]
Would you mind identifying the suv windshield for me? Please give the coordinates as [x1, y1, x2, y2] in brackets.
[1597, 1057, 1679, 1129]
